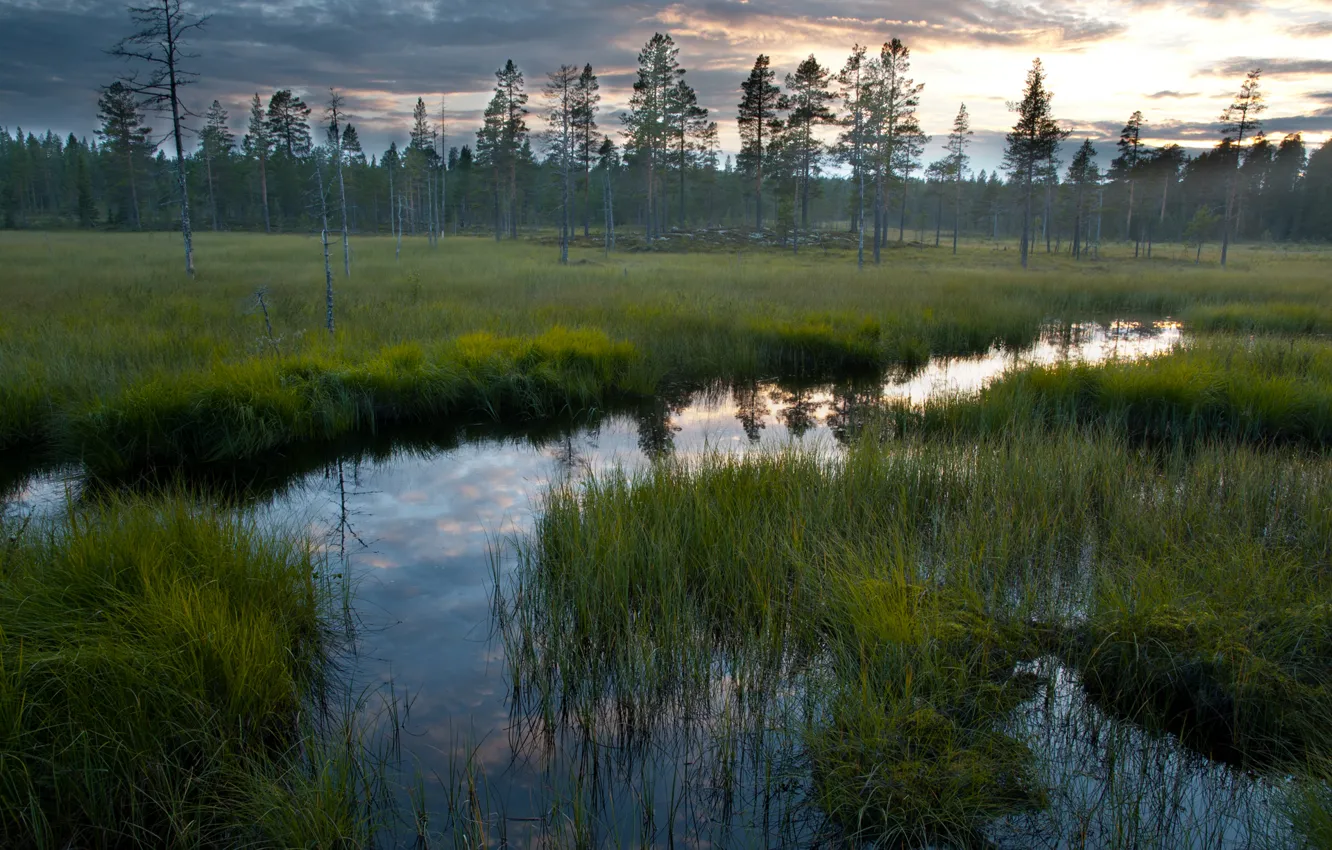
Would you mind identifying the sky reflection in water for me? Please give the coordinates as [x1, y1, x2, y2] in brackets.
[7, 321, 1288, 846]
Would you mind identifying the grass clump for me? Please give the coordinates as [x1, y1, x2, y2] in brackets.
[0, 497, 370, 848]
[67, 327, 648, 476]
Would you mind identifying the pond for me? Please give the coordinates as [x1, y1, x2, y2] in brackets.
[7, 320, 1291, 846]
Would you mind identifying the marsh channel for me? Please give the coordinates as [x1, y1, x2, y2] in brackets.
[7, 320, 1297, 848]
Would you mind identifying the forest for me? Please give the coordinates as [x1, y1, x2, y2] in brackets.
[2, 32, 1330, 255]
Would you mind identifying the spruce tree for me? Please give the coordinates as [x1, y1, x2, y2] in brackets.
[95, 81, 150, 230]
[245, 93, 272, 232]
[199, 99, 233, 231]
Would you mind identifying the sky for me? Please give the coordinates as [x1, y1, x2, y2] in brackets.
[1, 0, 1330, 172]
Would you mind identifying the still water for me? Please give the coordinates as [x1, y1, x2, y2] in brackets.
[5, 321, 1295, 847]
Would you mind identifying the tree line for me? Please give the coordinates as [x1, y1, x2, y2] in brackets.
[2, 2, 1331, 274]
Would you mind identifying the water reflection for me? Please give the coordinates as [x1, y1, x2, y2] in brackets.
[12, 319, 1275, 848]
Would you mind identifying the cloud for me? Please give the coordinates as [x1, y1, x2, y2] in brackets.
[1287, 20, 1332, 37]
[1146, 90, 1201, 99]
[1202, 57, 1332, 77]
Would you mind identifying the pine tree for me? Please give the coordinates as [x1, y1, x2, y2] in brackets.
[544, 64, 579, 263]
[784, 55, 836, 231]
[1065, 138, 1099, 260]
[943, 103, 972, 254]
[1218, 68, 1263, 266]
[572, 64, 601, 236]
[667, 76, 707, 229]
[623, 34, 683, 243]
[1003, 58, 1067, 268]
[267, 90, 312, 158]
[865, 39, 924, 260]
[1110, 110, 1145, 241]
[837, 45, 870, 269]
[737, 54, 784, 231]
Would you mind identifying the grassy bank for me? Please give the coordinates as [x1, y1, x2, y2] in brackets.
[504, 432, 1332, 844]
[3, 232, 1331, 472]
[0, 498, 377, 848]
[894, 334, 1332, 446]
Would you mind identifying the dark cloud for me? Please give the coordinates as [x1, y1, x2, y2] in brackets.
[1146, 90, 1201, 99]
[1202, 57, 1332, 77]
[1, 0, 1132, 156]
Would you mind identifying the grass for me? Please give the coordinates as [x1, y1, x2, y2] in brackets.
[894, 334, 1332, 446]
[0, 496, 383, 848]
[6, 231, 1332, 846]
[3, 232, 1332, 471]
[502, 430, 1332, 844]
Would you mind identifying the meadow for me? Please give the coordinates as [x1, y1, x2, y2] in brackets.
[3, 230, 1332, 847]
[3, 231, 1331, 475]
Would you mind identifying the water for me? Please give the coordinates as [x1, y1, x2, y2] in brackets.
[6, 320, 1292, 846]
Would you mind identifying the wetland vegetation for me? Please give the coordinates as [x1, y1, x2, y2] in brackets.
[3, 232, 1332, 847]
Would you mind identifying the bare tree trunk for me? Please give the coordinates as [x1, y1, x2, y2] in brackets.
[856, 152, 865, 271]
[316, 157, 334, 336]
[336, 143, 350, 276]
[161, 8, 194, 276]
[603, 169, 614, 255]
[899, 180, 908, 243]
[952, 175, 961, 255]
[872, 172, 882, 264]
[258, 154, 270, 233]
[934, 188, 941, 248]
[126, 149, 141, 230]
[1125, 178, 1134, 240]
[206, 152, 218, 231]
[1020, 166, 1032, 269]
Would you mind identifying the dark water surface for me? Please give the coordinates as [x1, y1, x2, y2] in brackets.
[6, 321, 1296, 847]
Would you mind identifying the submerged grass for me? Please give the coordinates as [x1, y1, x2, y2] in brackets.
[3, 232, 1332, 470]
[505, 431, 1332, 844]
[0, 496, 380, 848]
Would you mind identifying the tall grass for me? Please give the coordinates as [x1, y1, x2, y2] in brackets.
[503, 432, 1332, 844]
[0, 496, 382, 848]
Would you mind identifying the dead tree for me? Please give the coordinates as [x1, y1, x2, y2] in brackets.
[314, 151, 335, 337]
[111, 0, 207, 277]
[325, 88, 351, 277]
